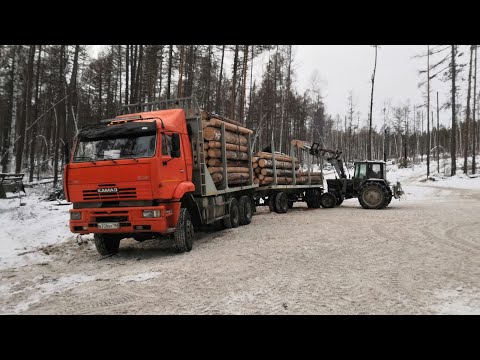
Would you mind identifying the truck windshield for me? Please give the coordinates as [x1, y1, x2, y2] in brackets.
[73, 134, 156, 162]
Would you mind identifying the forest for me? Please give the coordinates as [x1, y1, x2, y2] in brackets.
[0, 45, 478, 187]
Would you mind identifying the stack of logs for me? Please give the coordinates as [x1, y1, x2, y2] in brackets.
[252, 152, 323, 186]
[202, 111, 253, 187]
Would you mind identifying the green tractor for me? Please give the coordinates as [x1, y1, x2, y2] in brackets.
[323, 160, 404, 209]
[308, 144, 404, 209]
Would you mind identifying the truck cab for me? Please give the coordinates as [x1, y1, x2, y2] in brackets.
[64, 109, 195, 254]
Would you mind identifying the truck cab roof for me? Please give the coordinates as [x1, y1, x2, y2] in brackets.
[114, 108, 188, 134]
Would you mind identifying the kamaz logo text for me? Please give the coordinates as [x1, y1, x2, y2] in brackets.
[97, 188, 118, 193]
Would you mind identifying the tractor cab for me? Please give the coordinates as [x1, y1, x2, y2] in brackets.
[353, 161, 386, 181]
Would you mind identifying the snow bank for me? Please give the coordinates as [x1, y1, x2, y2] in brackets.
[0, 185, 74, 270]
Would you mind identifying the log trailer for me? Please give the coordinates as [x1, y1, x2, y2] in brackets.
[64, 98, 327, 255]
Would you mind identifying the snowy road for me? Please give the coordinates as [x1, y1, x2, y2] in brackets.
[1, 180, 479, 314]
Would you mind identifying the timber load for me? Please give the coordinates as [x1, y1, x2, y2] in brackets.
[252, 151, 323, 186]
[201, 111, 253, 188]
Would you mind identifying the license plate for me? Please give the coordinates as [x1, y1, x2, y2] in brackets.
[98, 222, 120, 230]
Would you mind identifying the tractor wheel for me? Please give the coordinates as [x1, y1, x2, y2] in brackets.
[174, 208, 194, 253]
[320, 192, 336, 208]
[358, 182, 390, 209]
[238, 195, 253, 225]
[94, 234, 121, 256]
[275, 192, 288, 214]
[223, 198, 240, 228]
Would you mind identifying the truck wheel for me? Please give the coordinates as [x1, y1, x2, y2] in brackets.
[223, 198, 240, 228]
[288, 200, 294, 209]
[174, 208, 194, 253]
[320, 192, 336, 208]
[238, 195, 253, 225]
[336, 197, 343, 206]
[94, 234, 121, 256]
[275, 192, 288, 214]
[358, 182, 389, 209]
[268, 196, 276, 213]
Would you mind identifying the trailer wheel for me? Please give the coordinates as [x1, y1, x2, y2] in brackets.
[307, 189, 321, 208]
[320, 192, 336, 208]
[275, 192, 288, 214]
[94, 234, 121, 256]
[223, 198, 240, 228]
[268, 196, 276, 213]
[238, 195, 253, 225]
[174, 208, 194, 253]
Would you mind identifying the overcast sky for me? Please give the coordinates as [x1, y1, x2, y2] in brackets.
[90, 45, 461, 129]
[293, 45, 456, 130]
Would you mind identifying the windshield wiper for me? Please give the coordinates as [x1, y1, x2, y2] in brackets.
[74, 156, 96, 164]
[102, 155, 117, 164]
[121, 151, 139, 162]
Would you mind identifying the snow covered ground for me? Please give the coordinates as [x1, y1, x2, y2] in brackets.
[0, 157, 479, 315]
[0, 184, 79, 270]
[1, 158, 479, 272]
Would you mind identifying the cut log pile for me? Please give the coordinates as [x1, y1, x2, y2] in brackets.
[252, 151, 323, 186]
[201, 111, 253, 187]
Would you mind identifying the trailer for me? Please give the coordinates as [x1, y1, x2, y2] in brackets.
[253, 138, 327, 213]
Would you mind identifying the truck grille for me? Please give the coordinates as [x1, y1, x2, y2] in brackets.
[82, 188, 137, 201]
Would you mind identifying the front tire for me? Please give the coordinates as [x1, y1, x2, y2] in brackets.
[94, 234, 121, 256]
[174, 208, 194, 253]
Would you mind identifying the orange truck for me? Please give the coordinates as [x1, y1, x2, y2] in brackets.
[64, 98, 258, 255]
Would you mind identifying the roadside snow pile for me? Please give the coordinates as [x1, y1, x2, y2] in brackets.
[387, 159, 480, 190]
[0, 184, 73, 270]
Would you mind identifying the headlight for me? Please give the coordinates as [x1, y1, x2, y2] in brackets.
[143, 210, 161, 218]
[70, 212, 81, 220]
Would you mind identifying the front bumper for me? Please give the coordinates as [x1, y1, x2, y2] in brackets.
[69, 205, 174, 234]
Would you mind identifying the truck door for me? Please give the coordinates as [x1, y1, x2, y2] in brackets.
[158, 132, 187, 199]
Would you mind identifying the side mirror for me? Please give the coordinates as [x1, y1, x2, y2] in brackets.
[171, 133, 181, 158]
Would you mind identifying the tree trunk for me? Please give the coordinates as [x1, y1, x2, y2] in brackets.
[5, 46, 20, 173]
[451, 45, 457, 176]
[464, 46, 474, 174]
[473, 46, 478, 174]
[239, 45, 249, 125]
[368, 45, 378, 160]
[29, 45, 42, 181]
[230, 45, 239, 119]
[177, 45, 185, 98]
[437, 92, 440, 174]
[166, 45, 173, 100]
[215, 45, 225, 114]
[53, 45, 66, 187]
[125, 44, 129, 104]
[427, 45, 430, 177]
